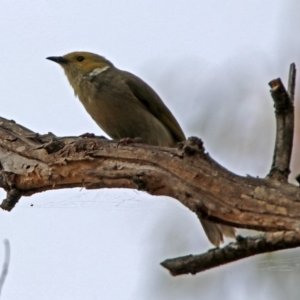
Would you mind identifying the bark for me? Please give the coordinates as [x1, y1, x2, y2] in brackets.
[0, 119, 299, 231]
[0, 64, 298, 275]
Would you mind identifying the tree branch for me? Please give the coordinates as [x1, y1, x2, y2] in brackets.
[0, 65, 299, 275]
[161, 231, 300, 275]
[267, 63, 296, 181]
[0, 117, 300, 232]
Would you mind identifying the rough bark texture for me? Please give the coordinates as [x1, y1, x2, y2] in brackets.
[0, 64, 298, 275]
[0, 117, 300, 233]
[161, 231, 300, 275]
[267, 76, 294, 181]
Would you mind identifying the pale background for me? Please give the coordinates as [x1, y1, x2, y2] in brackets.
[1, 1, 300, 299]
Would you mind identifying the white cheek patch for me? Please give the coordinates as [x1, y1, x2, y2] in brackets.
[87, 66, 110, 77]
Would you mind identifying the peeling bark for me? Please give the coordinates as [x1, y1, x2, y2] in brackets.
[0, 64, 298, 275]
[0, 117, 300, 232]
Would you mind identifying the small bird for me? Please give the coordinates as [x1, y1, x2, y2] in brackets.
[47, 51, 235, 246]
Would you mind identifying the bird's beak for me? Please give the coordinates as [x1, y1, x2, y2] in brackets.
[46, 56, 69, 64]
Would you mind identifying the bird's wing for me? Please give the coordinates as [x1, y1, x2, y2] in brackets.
[121, 70, 185, 142]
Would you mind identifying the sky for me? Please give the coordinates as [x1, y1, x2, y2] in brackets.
[1, 1, 300, 299]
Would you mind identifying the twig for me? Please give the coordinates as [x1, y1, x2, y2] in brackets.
[0, 189, 22, 212]
[161, 231, 300, 276]
[288, 63, 296, 102]
[0, 240, 10, 296]
[267, 63, 296, 182]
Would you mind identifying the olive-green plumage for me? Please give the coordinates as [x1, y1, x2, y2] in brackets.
[47, 52, 184, 147]
[46, 51, 235, 246]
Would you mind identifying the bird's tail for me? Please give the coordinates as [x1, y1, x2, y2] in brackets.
[200, 219, 236, 247]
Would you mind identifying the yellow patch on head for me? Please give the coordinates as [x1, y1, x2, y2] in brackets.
[63, 51, 113, 73]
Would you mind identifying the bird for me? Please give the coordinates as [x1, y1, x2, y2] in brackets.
[46, 51, 235, 246]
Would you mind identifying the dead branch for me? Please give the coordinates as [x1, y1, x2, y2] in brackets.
[0, 118, 300, 232]
[0, 64, 298, 275]
[161, 231, 300, 275]
[267, 64, 296, 181]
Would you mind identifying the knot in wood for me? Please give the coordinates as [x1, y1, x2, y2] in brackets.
[132, 175, 146, 190]
[44, 139, 65, 154]
[180, 137, 205, 157]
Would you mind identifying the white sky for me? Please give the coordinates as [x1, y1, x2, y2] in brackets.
[1, 1, 300, 299]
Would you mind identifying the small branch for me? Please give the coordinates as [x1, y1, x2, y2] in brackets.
[0, 240, 10, 296]
[267, 64, 296, 182]
[161, 231, 300, 275]
[288, 63, 296, 102]
[0, 188, 22, 212]
[0, 171, 23, 211]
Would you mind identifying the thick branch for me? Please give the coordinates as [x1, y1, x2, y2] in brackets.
[0, 117, 300, 234]
[1, 65, 298, 275]
[161, 231, 300, 275]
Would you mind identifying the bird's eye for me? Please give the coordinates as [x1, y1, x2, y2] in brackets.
[76, 56, 85, 62]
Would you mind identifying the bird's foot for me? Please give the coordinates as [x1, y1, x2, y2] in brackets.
[117, 137, 142, 146]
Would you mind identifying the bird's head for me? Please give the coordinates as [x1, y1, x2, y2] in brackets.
[47, 51, 113, 94]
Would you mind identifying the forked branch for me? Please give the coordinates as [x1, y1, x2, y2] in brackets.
[0, 64, 298, 275]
